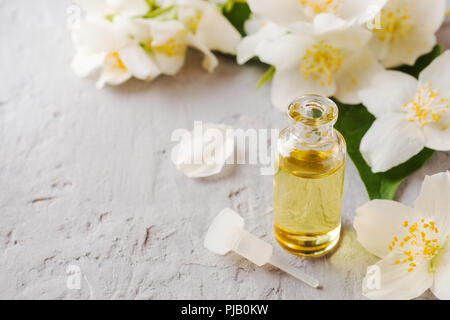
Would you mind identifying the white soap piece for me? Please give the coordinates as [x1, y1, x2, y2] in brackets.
[204, 208, 320, 289]
[172, 123, 234, 178]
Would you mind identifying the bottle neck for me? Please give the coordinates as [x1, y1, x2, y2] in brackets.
[286, 95, 338, 146]
[289, 122, 335, 145]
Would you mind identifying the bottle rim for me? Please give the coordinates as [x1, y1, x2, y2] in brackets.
[287, 95, 338, 127]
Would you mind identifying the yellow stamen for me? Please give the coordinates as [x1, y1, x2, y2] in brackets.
[184, 12, 202, 33]
[403, 82, 449, 127]
[153, 31, 187, 57]
[388, 218, 445, 274]
[298, 0, 342, 14]
[299, 40, 342, 86]
[373, 1, 413, 42]
[105, 52, 126, 71]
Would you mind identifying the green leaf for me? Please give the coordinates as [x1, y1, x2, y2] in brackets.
[219, 0, 235, 13]
[334, 45, 442, 200]
[257, 66, 275, 88]
[222, 2, 251, 36]
[393, 45, 442, 78]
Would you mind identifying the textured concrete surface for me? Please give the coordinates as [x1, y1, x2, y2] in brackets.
[0, 0, 449, 299]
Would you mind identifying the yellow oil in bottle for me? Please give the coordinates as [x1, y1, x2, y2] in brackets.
[273, 95, 346, 257]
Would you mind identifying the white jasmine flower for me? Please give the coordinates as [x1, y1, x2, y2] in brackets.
[172, 123, 234, 178]
[354, 172, 450, 300]
[71, 15, 219, 87]
[71, 0, 239, 87]
[153, 0, 242, 54]
[137, 18, 219, 74]
[368, 0, 446, 68]
[71, 17, 161, 88]
[358, 51, 450, 173]
[242, 23, 384, 110]
[176, 0, 242, 55]
[247, 0, 387, 28]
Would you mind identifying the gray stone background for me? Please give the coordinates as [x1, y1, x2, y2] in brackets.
[0, 0, 449, 299]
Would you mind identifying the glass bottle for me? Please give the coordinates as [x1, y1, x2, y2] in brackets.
[273, 95, 346, 257]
